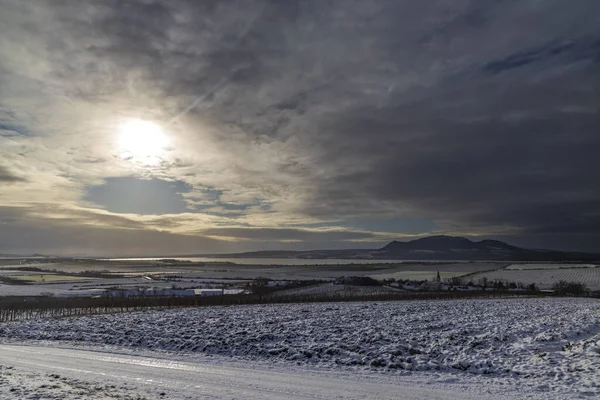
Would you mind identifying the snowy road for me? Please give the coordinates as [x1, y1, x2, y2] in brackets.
[0, 344, 489, 400]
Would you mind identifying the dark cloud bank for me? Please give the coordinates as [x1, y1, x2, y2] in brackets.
[1, 0, 599, 254]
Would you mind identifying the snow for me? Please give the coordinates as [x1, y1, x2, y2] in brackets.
[368, 262, 500, 281]
[106, 288, 196, 298]
[273, 282, 405, 297]
[0, 344, 515, 400]
[0, 364, 160, 399]
[506, 263, 598, 270]
[468, 267, 600, 290]
[1, 298, 598, 398]
[0, 261, 506, 297]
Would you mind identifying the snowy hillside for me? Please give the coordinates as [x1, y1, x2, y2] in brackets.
[272, 282, 405, 297]
[1, 298, 599, 397]
[468, 267, 600, 290]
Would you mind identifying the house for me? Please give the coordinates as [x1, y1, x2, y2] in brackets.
[194, 288, 224, 296]
[223, 288, 245, 295]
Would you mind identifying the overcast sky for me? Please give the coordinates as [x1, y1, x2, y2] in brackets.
[1, 0, 599, 256]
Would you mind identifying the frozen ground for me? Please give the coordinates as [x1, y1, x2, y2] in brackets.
[368, 262, 500, 281]
[0, 298, 598, 398]
[0, 277, 204, 297]
[272, 282, 406, 297]
[0, 363, 160, 399]
[0, 344, 515, 400]
[506, 263, 598, 270]
[0, 260, 501, 297]
[467, 267, 600, 290]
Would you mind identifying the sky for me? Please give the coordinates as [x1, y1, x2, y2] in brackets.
[1, 0, 599, 256]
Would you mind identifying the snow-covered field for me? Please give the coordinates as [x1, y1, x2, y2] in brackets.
[1, 298, 599, 397]
[506, 263, 598, 270]
[273, 282, 405, 297]
[0, 344, 518, 400]
[468, 267, 600, 290]
[368, 270, 471, 281]
[0, 364, 159, 399]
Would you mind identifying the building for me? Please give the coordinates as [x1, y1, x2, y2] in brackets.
[194, 288, 224, 296]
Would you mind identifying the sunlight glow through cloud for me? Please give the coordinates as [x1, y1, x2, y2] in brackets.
[118, 119, 169, 165]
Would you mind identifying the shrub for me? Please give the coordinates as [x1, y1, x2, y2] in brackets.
[552, 281, 588, 297]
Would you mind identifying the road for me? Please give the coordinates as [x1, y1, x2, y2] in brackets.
[0, 344, 490, 399]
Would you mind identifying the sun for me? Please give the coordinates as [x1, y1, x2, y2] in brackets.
[118, 119, 168, 164]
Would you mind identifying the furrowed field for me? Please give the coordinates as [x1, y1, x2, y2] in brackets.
[1, 298, 599, 397]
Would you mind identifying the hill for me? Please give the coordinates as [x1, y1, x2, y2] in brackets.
[195, 235, 600, 262]
[372, 235, 598, 261]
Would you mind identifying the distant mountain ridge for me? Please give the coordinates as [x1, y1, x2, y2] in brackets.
[0, 253, 48, 258]
[376, 236, 545, 261]
[198, 235, 600, 262]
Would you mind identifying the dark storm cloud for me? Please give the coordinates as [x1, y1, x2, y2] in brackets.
[2, 0, 600, 252]
[305, 73, 600, 243]
[43, 0, 281, 103]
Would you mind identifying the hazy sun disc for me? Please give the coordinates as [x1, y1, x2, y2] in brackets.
[118, 119, 168, 162]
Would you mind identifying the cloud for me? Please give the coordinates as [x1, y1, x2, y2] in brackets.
[481, 40, 586, 74]
[198, 227, 387, 243]
[0, 206, 229, 256]
[0, 165, 25, 183]
[0, 0, 599, 253]
[0, 205, 392, 255]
